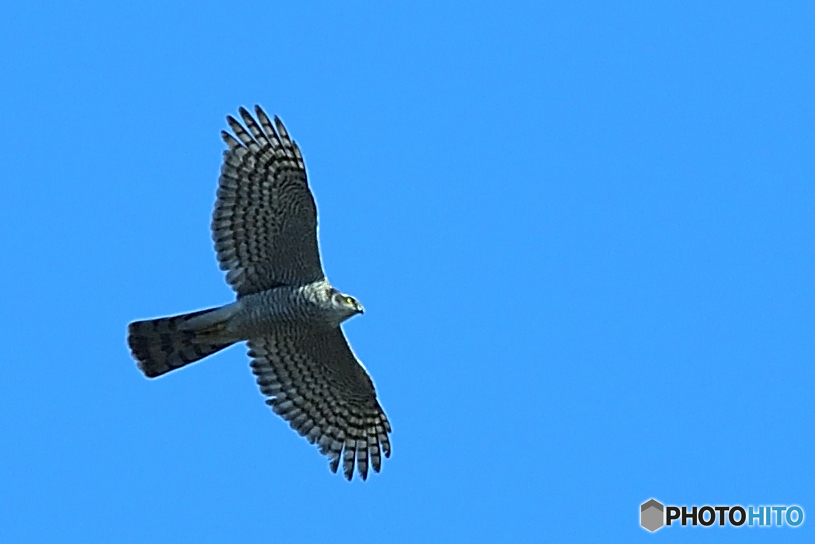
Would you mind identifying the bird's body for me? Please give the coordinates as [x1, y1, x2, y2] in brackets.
[128, 106, 390, 480]
[221, 281, 353, 337]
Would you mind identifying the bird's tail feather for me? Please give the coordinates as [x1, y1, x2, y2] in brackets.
[127, 305, 237, 378]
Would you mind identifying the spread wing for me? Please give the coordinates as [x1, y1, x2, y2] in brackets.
[248, 325, 392, 481]
[213, 106, 324, 296]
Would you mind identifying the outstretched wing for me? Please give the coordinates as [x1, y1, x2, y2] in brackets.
[213, 106, 324, 296]
[248, 325, 392, 481]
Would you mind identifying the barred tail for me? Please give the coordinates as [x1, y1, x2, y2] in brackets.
[127, 306, 237, 378]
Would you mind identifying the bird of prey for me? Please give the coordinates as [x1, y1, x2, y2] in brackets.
[127, 106, 391, 480]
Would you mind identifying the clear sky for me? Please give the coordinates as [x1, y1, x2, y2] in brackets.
[1, 1, 813, 542]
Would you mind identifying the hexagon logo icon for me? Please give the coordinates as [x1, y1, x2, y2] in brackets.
[641, 499, 664, 532]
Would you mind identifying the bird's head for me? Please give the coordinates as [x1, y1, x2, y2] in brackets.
[329, 288, 364, 320]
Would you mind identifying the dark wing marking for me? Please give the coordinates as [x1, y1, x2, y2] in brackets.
[213, 106, 324, 295]
[248, 325, 391, 480]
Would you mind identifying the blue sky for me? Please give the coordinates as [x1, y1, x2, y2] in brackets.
[1, 1, 813, 542]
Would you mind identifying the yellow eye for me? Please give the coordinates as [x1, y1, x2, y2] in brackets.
[345, 296, 354, 305]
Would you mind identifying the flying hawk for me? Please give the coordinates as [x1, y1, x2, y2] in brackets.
[128, 106, 391, 480]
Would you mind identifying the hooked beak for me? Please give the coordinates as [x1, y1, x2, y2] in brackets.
[355, 301, 365, 314]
